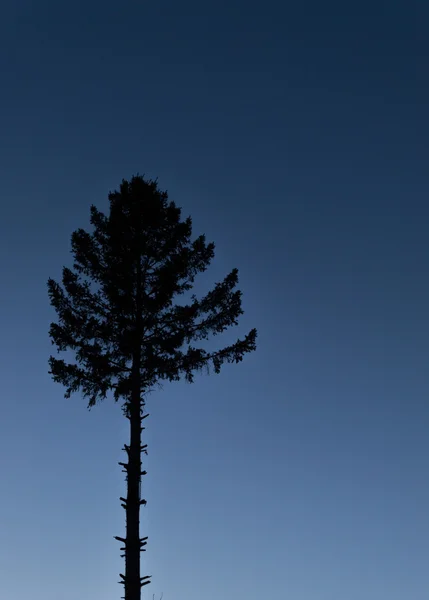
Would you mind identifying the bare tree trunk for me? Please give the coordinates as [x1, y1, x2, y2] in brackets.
[117, 361, 150, 600]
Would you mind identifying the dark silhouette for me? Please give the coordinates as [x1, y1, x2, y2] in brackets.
[47, 175, 257, 600]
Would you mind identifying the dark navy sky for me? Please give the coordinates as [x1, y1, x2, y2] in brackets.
[1, 2, 427, 599]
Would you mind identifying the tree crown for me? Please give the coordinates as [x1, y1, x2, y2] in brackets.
[48, 175, 257, 407]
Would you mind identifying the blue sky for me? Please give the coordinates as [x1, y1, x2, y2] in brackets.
[0, 1, 427, 599]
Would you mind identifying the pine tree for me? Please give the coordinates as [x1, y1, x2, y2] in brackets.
[47, 175, 257, 600]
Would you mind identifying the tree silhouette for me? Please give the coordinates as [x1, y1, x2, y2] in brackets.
[47, 175, 257, 600]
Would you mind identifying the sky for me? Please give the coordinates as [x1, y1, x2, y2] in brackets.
[0, 1, 427, 599]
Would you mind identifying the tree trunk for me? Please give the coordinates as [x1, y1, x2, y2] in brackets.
[118, 362, 150, 600]
[126, 387, 142, 600]
[120, 240, 151, 599]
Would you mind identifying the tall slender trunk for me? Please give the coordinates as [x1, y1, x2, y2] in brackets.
[117, 375, 151, 600]
[117, 234, 150, 599]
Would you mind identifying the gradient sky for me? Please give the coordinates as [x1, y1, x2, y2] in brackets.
[0, 1, 427, 599]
